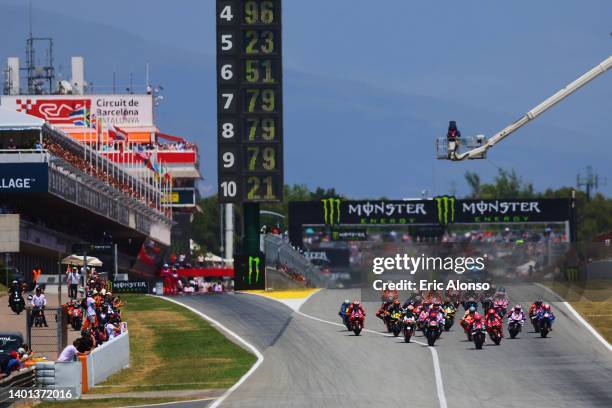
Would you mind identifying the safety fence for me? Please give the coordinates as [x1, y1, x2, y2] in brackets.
[26, 307, 67, 360]
[263, 234, 328, 287]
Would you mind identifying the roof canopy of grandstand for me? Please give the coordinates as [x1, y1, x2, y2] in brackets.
[0, 106, 44, 129]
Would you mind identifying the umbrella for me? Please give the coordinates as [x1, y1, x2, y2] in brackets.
[61, 255, 103, 267]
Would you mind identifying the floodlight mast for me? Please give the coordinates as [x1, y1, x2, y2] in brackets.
[446, 55, 612, 161]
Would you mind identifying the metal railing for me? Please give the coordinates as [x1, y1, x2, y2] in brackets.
[0, 149, 49, 163]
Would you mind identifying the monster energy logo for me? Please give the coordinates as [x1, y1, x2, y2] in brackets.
[321, 198, 341, 226]
[435, 195, 455, 225]
[248, 256, 261, 285]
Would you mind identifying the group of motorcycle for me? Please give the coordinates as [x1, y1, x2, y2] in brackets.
[379, 299, 457, 346]
[339, 291, 556, 349]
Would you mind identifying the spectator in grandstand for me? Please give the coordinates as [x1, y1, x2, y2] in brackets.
[7, 139, 17, 149]
[66, 267, 80, 299]
[197, 253, 205, 267]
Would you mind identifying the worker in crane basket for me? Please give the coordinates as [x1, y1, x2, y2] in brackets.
[446, 121, 461, 157]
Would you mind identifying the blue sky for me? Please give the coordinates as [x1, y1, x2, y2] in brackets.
[2, 0, 611, 197]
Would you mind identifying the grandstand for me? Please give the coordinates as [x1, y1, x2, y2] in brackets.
[0, 107, 172, 284]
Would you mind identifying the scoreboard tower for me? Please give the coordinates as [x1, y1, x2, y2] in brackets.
[216, 1, 284, 289]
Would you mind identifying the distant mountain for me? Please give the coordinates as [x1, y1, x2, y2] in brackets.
[1, 4, 609, 198]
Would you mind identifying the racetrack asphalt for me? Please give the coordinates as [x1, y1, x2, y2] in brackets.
[165, 284, 612, 408]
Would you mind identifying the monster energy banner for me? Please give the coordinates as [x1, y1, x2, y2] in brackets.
[234, 253, 266, 290]
[289, 197, 573, 247]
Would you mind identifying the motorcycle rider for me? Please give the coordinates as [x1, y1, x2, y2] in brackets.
[536, 303, 555, 324]
[29, 287, 48, 327]
[485, 308, 504, 337]
[460, 305, 477, 332]
[338, 299, 351, 318]
[508, 304, 526, 322]
[347, 299, 366, 327]
[528, 298, 544, 319]
[376, 298, 393, 320]
[8, 280, 24, 307]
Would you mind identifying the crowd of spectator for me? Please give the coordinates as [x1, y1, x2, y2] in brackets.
[44, 140, 167, 215]
[58, 268, 126, 362]
[0, 344, 36, 379]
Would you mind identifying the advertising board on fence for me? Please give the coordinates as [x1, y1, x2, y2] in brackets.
[111, 280, 149, 293]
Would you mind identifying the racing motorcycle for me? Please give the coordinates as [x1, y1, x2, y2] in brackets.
[389, 311, 403, 337]
[537, 311, 554, 338]
[530, 309, 542, 333]
[493, 299, 508, 318]
[487, 324, 503, 345]
[443, 307, 456, 331]
[339, 309, 352, 331]
[9, 290, 25, 315]
[425, 315, 441, 347]
[508, 315, 523, 339]
[402, 315, 416, 343]
[472, 321, 487, 350]
[351, 311, 364, 336]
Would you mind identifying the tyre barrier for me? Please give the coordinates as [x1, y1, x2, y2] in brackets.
[0, 367, 36, 407]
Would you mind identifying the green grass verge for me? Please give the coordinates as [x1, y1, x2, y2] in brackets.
[89, 294, 255, 393]
[36, 396, 197, 408]
[547, 280, 612, 343]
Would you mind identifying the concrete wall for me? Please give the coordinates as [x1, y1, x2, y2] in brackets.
[87, 330, 130, 387]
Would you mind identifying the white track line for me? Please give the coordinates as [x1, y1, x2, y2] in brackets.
[534, 283, 612, 352]
[118, 397, 216, 408]
[243, 291, 448, 408]
[158, 296, 265, 408]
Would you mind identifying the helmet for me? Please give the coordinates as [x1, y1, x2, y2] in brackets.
[535, 298, 543, 306]
[393, 299, 400, 305]
[474, 313, 482, 321]
[514, 304, 522, 311]
[543, 304, 551, 311]
[344, 299, 350, 304]
[353, 299, 360, 305]
[12, 280, 18, 284]
[469, 306, 476, 313]
[407, 305, 414, 311]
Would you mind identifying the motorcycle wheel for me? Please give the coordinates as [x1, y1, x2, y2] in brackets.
[493, 334, 502, 345]
[404, 328, 412, 343]
[393, 324, 401, 337]
[74, 319, 82, 331]
[353, 325, 362, 336]
[427, 334, 436, 346]
[467, 332, 473, 342]
[540, 324, 549, 338]
[474, 334, 484, 350]
[509, 328, 518, 339]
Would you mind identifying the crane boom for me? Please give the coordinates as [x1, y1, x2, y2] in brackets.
[452, 55, 612, 160]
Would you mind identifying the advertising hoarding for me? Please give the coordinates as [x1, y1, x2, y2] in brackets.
[1, 95, 154, 127]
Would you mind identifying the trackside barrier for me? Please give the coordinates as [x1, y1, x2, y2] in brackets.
[85, 330, 130, 389]
[263, 234, 328, 287]
[0, 367, 36, 406]
[36, 361, 83, 398]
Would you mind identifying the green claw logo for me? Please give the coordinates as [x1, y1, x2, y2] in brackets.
[435, 195, 456, 225]
[322, 198, 341, 226]
[248, 256, 261, 285]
